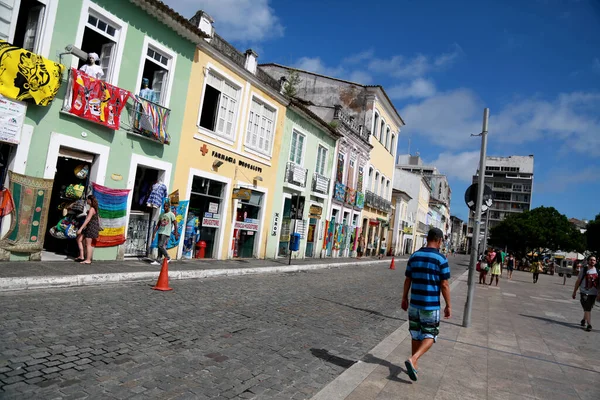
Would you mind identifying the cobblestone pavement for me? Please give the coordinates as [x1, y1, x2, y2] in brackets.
[0, 256, 468, 399]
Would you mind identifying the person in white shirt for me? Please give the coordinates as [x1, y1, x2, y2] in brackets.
[572, 256, 599, 332]
[80, 52, 104, 80]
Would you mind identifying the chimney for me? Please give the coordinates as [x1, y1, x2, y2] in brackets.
[190, 10, 214, 40]
[244, 49, 258, 74]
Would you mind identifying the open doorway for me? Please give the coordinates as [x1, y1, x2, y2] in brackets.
[124, 165, 161, 258]
[43, 149, 93, 259]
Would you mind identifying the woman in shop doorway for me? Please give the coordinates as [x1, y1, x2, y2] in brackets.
[378, 237, 387, 259]
[76, 195, 100, 264]
[488, 251, 502, 286]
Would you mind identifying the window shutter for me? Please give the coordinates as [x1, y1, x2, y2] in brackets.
[23, 5, 44, 52]
[100, 42, 115, 80]
[151, 69, 166, 104]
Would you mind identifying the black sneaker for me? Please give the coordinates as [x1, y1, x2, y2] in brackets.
[586, 325, 592, 332]
[581, 319, 586, 327]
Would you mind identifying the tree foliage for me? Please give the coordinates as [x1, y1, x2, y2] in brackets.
[586, 214, 600, 257]
[488, 206, 586, 257]
[283, 69, 301, 97]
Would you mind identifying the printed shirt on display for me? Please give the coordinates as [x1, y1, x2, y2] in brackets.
[406, 247, 451, 310]
[579, 267, 598, 296]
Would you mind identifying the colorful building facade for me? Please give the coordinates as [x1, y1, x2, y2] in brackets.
[0, 0, 202, 261]
[171, 12, 287, 260]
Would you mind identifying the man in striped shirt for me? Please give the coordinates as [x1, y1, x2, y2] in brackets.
[401, 228, 451, 381]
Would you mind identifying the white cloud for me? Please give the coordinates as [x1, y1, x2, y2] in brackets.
[401, 89, 600, 153]
[368, 45, 462, 78]
[348, 71, 374, 85]
[429, 151, 481, 182]
[535, 166, 600, 193]
[293, 57, 373, 84]
[387, 78, 437, 100]
[161, 0, 283, 42]
[342, 50, 375, 65]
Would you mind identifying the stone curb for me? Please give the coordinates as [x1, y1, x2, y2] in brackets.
[0, 258, 406, 292]
[310, 268, 470, 400]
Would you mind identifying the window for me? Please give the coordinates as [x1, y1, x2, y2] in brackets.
[385, 180, 390, 199]
[77, 10, 123, 82]
[2, 0, 46, 53]
[199, 71, 240, 141]
[380, 120, 385, 144]
[513, 184, 522, 192]
[373, 112, 379, 139]
[315, 145, 327, 175]
[374, 172, 380, 194]
[385, 127, 390, 150]
[367, 167, 373, 191]
[246, 98, 275, 155]
[390, 134, 396, 156]
[523, 184, 531, 192]
[138, 44, 173, 106]
[380, 176, 385, 197]
[289, 130, 305, 165]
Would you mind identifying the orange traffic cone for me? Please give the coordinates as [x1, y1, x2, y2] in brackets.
[389, 257, 396, 270]
[152, 258, 173, 291]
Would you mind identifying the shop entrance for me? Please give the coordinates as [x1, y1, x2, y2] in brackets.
[124, 166, 161, 257]
[233, 190, 263, 258]
[278, 197, 292, 257]
[305, 218, 317, 257]
[183, 176, 224, 259]
[43, 148, 94, 258]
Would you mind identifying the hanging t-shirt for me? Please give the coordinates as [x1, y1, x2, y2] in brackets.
[579, 267, 598, 296]
[80, 64, 104, 80]
[146, 182, 167, 208]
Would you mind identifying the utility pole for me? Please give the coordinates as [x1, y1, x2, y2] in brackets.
[482, 210, 491, 252]
[463, 108, 489, 328]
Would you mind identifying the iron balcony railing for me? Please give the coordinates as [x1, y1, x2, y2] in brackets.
[312, 172, 330, 195]
[285, 162, 308, 188]
[417, 221, 429, 233]
[365, 190, 392, 213]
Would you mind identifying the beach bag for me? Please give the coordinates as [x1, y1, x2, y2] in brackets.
[65, 184, 85, 199]
[476, 261, 481, 272]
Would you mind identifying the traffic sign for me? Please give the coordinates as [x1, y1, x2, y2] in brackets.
[464, 183, 493, 212]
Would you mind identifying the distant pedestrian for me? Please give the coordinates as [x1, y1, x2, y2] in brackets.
[532, 260, 542, 283]
[76, 195, 100, 265]
[378, 237, 387, 259]
[572, 256, 598, 332]
[152, 202, 178, 265]
[479, 250, 489, 284]
[401, 228, 451, 382]
[506, 254, 515, 280]
[357, 234, 365, 259]
[489, 252, 502, 286]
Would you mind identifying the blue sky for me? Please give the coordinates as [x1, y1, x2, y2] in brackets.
[164, 0, 600, 222]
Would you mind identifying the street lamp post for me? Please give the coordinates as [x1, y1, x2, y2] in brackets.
[463, 108, 490, 328]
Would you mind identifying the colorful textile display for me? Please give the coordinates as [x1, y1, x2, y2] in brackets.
[355, 192, 365, 209]
[133, 96, 171, 144]
[0, 40, 64, 106]
[150, 199, 188, 250]
[0, 172, 53, 252]
[68, 68, 130, 130]
[0, 188, 15, 217]
[91, 183, 130, 247]
[357, 167, 364, 192]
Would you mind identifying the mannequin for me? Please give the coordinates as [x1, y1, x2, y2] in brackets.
[80, 52, 104, 80]
[139, 78, 157, 103]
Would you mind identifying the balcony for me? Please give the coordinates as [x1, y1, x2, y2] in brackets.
[333, 182, 346, 203]
[284, 162, 308, 188]
[130, 96, 171, 144]
[312, 173, 330, 195]
[365, 190, 392, 213]
[417, 221, 429, 233]
[333, 105, 371, 144]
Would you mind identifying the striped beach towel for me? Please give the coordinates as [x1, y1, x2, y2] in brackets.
[92, 183, 130, 247]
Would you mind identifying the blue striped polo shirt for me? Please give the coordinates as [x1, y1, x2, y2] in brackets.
[406, 247, 451, 310]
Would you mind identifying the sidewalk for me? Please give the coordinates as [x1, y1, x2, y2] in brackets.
[312, 269, 600, 400]
[0, 256, 403, 291]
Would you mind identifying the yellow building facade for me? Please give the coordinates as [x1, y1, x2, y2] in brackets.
[172, 25, 287, 260]
[362, 90, 404, 255]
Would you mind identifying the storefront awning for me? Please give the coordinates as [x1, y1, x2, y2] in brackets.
[58, 147, 95, 163]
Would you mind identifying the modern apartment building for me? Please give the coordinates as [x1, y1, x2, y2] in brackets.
[467, 155, 534, 246]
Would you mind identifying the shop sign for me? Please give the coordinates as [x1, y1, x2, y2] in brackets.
[403, 226, 413, 234]
[232, 188, 252, 201]
[204, 212, 213, 218]
[271, 212, 280, 236]
[0, 94, 25, 144]
[208, 202, 219, 213]
[211, 150, 263, 173]
[202, 217, 220, 228]
[235, 220, 259, 231]
[308, 205, 322, 219]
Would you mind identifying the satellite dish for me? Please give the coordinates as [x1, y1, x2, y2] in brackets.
[464, 184, 493, 212]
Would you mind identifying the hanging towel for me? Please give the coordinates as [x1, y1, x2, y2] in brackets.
[91, 183, 130, 247]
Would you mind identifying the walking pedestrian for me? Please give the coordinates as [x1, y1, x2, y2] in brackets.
[401, 228, 451, 382]
[506, 253, 515, 280]
[572, 256, 599, 332]
[152, 202, 178, 265]
[532, 259, 541, 283]
[76, 195, 100, 264]
[478, 250, 489, 284]
[378, 237, 387, 259]
[357, 234, 365, 259]
[489, 251, 502, 286]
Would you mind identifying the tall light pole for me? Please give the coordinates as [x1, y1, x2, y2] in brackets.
[463, 108, 489, 328]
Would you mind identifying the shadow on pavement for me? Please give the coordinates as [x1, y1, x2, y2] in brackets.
[310, 348, 356, 368]
[314, 297, 404, 321]
[361, 353, 412, 384]
[519, 314, 583, 330]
